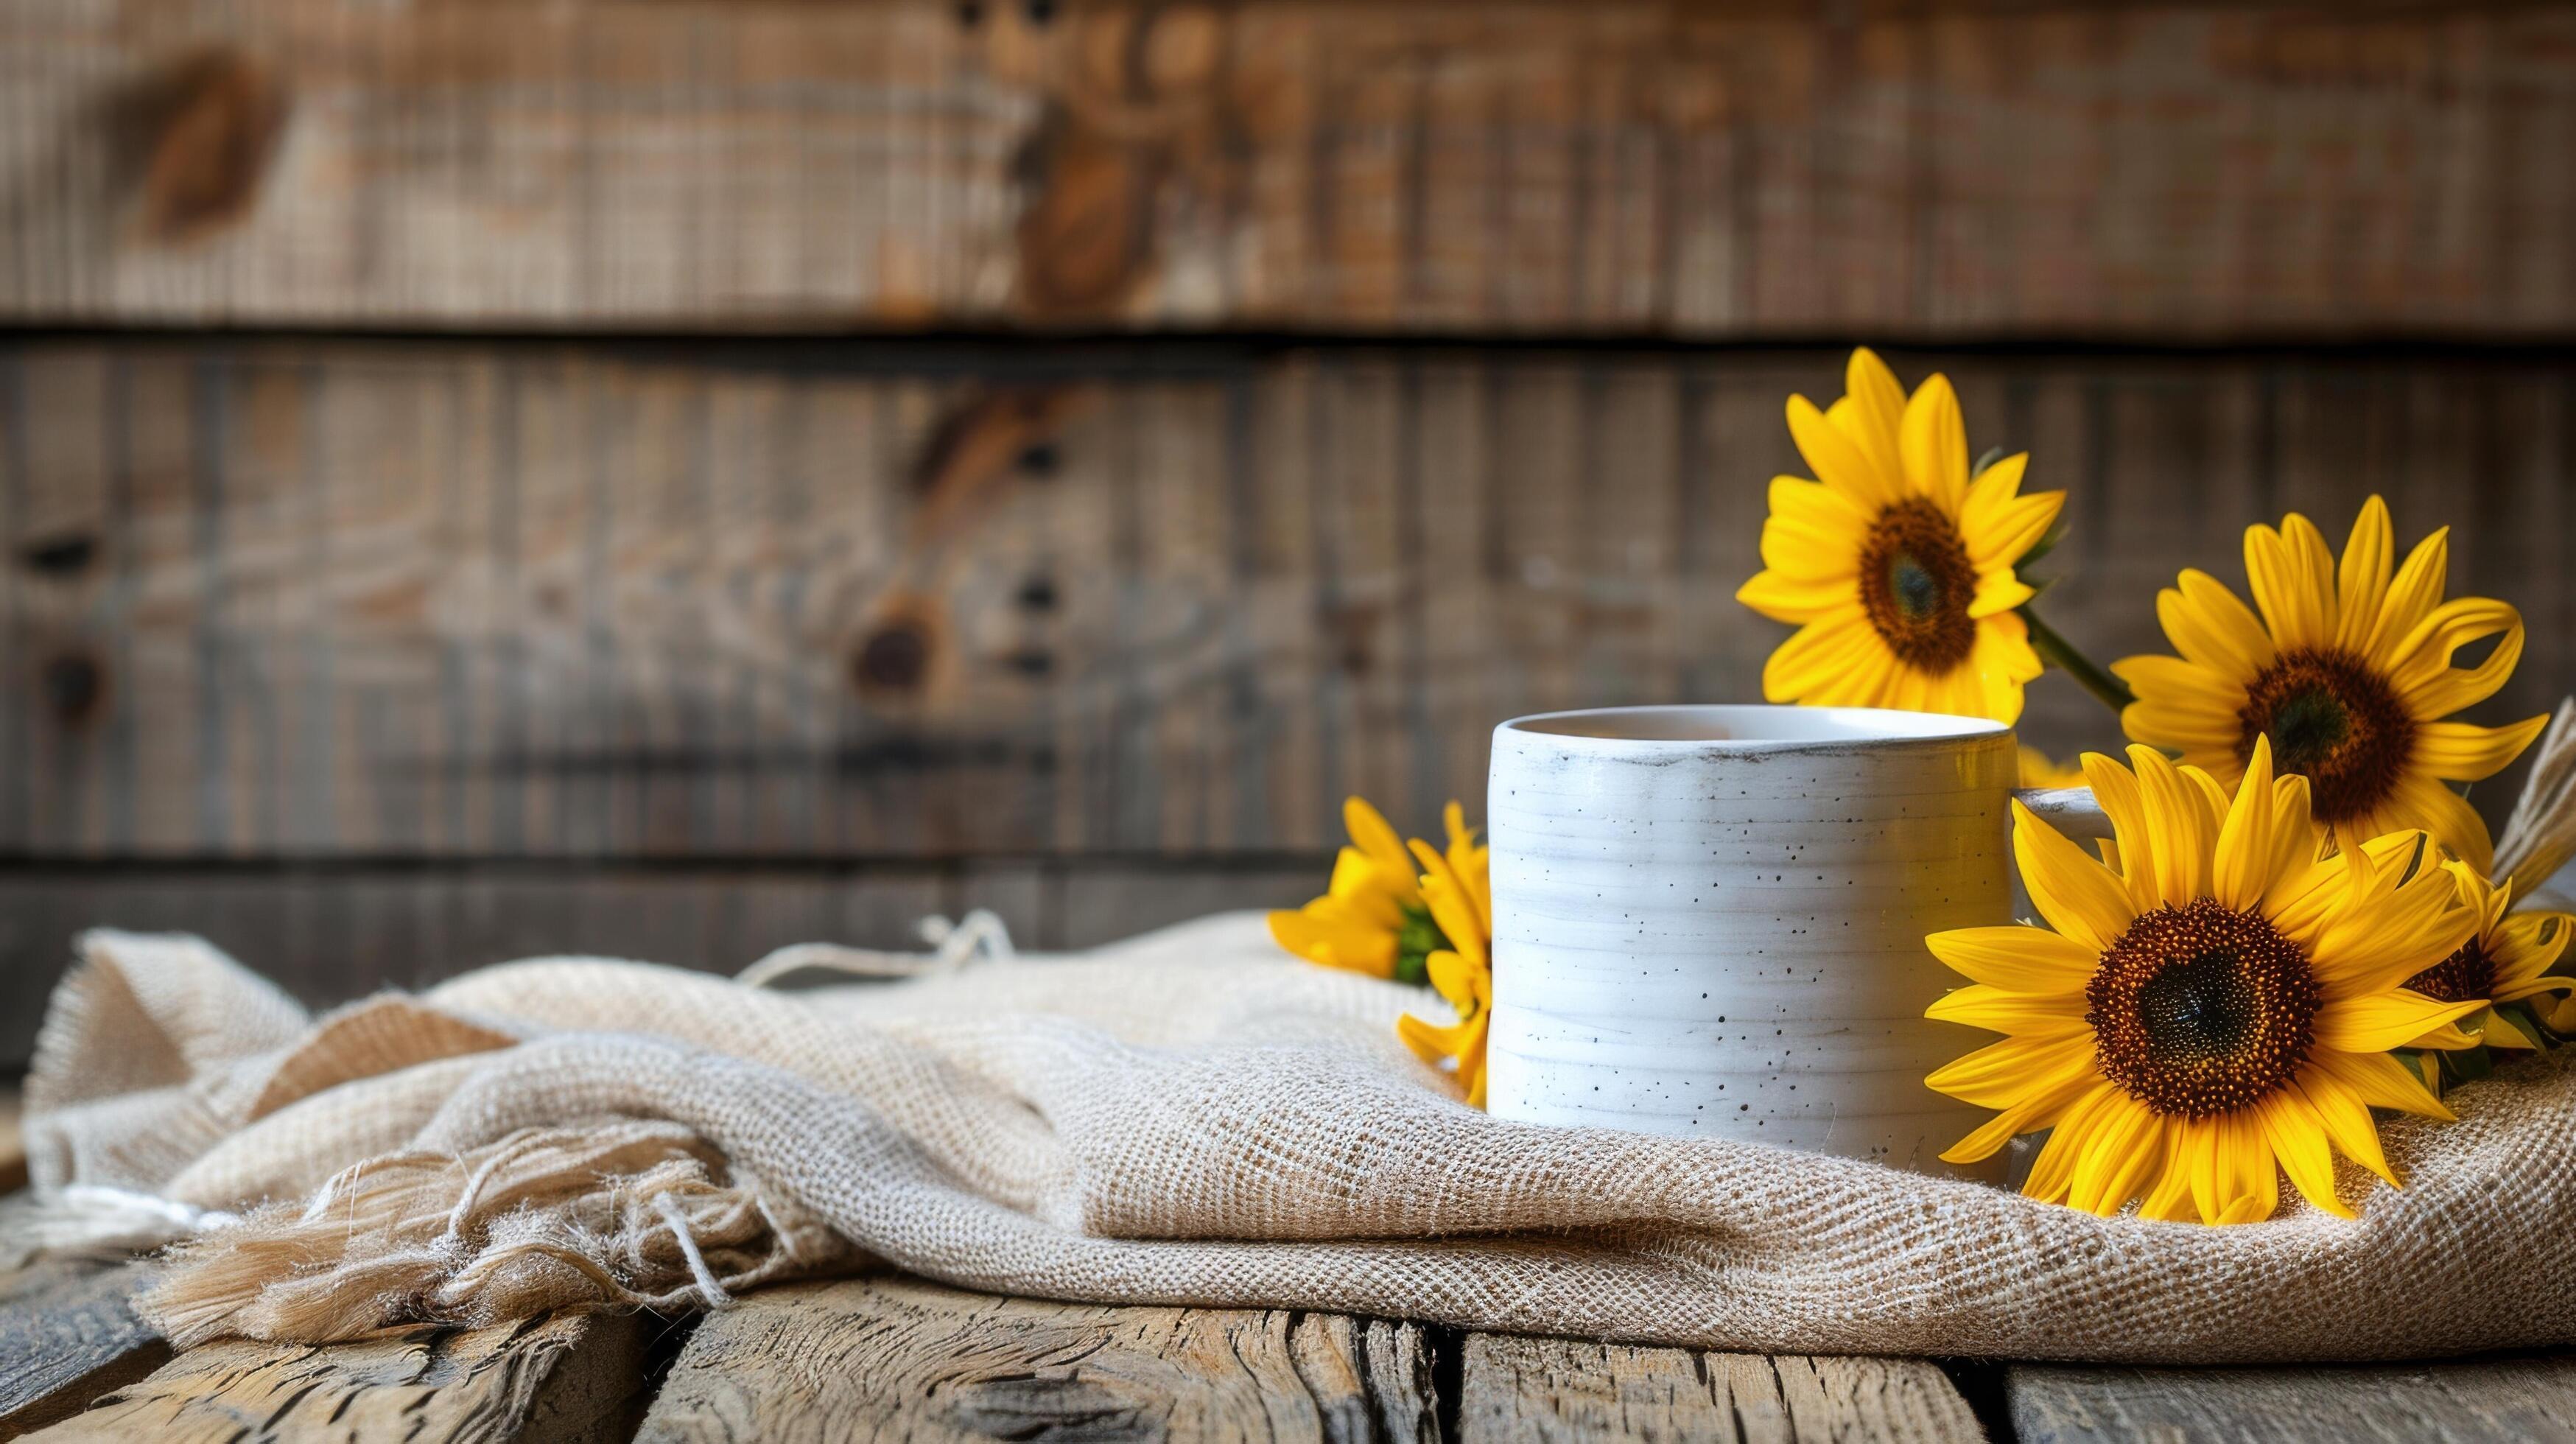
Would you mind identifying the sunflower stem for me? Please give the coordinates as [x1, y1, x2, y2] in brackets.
[2021, 606, 2136, 716]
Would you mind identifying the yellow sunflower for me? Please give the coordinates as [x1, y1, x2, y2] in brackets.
[2018, 747, 2088, 791]
[1736, 348, 2065, 723]
[1269, 797, 1455, 984]
[2113, 495, 2547, 872]
[1395, 810, 1494, 1107]
[1925, 736, 2481, 1223]
[2382, 850, 2574, 1082]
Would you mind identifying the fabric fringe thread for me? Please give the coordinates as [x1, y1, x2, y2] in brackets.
[138, 1121, 864, 1347]
[2497, 697, 2576, 909]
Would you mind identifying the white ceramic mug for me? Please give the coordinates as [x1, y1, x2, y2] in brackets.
[1484, 704, 2105, 1178]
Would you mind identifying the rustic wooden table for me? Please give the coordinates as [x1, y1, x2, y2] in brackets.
[5, 1093, 2575, 1444]
[6, 9, 2576, 1437]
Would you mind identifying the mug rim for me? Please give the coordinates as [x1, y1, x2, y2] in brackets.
[1496, 704, 2010, 755]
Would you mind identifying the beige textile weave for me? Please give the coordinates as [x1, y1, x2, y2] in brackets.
[17, 911, 2576, 1363]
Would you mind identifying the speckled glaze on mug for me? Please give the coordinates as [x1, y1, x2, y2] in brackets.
[1485, 704, 2020, 1178]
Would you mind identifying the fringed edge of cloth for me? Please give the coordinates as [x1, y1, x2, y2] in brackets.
[136, 1120, 868, 1347]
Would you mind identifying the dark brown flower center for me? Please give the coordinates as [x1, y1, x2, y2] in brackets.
[2403, 936, 2493, 1004]
[2087, 899, 2322, 1118]
[2235, 648, 2416, 825]
[1857, 498, 1977, 673]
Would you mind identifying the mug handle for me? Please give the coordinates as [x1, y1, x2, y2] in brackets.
[2010, 786, 2110, 844]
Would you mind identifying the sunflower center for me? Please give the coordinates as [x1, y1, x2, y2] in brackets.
[2086, 899, 2322, 1118]
[2403, 936, 2494, 1005]
[1857, 499, 1977, 673]
[2236, 649, 2416, 824]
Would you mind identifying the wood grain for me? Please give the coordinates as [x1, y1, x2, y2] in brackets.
[0, 340, 2564, 863]
[24, 1308, 653, 1443]
[2009, 1357, 2576, 1443]
[634, 1275, 1436, 1443]
[0, 1087, 21, 1196]
[0, 1264, 168, 1439]
[1458, 1332, 1983, 1443]
[5, 2, 2576, 336]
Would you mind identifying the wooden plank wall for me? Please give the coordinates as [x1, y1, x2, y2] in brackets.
[1, 340, 2571, 862]
[3, 1, 2575, 1065]
[4, 1, 2575, 335]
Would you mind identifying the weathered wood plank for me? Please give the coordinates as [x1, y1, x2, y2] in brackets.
[24, 1308, 653, 1443]
[0, 860, 1322, 1070]
[1458, 1332, 1984, 1443]
[0, 1087, 22, 1196]
[2009, 1357, 2576, 1443]
[0, 1263, 169, 1439]
[5, 2, 2576, 337]
[634, 1275, 1436, 1443]
[1, 340, 2565, 863]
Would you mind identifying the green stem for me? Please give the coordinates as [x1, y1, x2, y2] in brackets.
[2021, 606, 2135, 715]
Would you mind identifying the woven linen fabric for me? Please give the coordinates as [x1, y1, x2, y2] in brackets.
[16, 911, 2576, 1363]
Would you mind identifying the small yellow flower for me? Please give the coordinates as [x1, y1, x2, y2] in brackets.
[1926, 736, 2480, 1224]
[1736, 348, 2065, 723]
[1396, 805, 1494, 1107]
[2018, 747, 2088, 791]
[2379, 852, 2575, 1088]
[2113, 495, 2548, 872]
[1268, 797, 1449, 984]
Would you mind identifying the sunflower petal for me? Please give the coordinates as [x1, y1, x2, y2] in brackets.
[1968, 616, 2040, 725]
[2298, 1070, 2398, 1186]
[1969, 570, 2036, 619]
[2388, 597, 2524, 717]
[2385, 772, 2497, 875]
[2491, 911, 2576, 998]
[2314, 989, 2487, 1053]
[2244, 514, 2337, 653]
[2212, 735, 2279, 911]
[2219, 1110, 2280, 1224]
[1761, 614, 1881, 705]
[1836, 349, 1909, 479]
[2021, 1083, 2122, 1205]
[1925, 925, 2100, 993]
[1968, 491, 2064, 571]
[1758, 475, 1873, 575]
[2080, 751, 2163, 911]
[1736, 568, 1853, 623]
[1410, 839, 1488, 970]
[2333, 496, 2395, 654]
[1268, 910, 1397, 976]
[1423, 947, 1481, 1009]
[2257, 1088, 2353, 1219]
[2307, 1043, 2453, 1120]
[2481, 1009, 2538, 1050]
[2414, 717, 2549, 784]
[1344, 796, 1415, 879]
[2354, 525, 2449, 664]
[2069, 1093, 2166, 1216]
[1926, 984, 2096, 1034]
[1938, 1064, 2099, 1164]
[2115, 653, 2250, 709]
[1926, 1029, 2097, 1110]
[2011, 799, 2139, 950]
[2130, 746, 2218, 905]
[1787, 393, 1897, 507]
[2156, 571, 2277, 684]
[1958, 452, 2031, 540]
[1900, 372, 1970, 510]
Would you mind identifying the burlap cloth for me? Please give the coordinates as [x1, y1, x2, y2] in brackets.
[14, 911, 2576, 1364]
